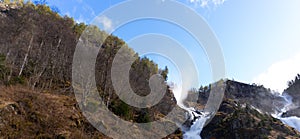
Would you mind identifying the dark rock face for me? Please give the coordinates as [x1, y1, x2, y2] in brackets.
[285, 81, 300, 106]
[186, 80, 287, 115]
[282, 107, 300, 117]
[224, 80, 286, 114]
[201, 99, 300, 139]
[283, 75, 300, 117]
[183, 80, 300, 139]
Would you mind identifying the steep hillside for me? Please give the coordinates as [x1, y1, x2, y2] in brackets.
[0, 1, 176, 130]
[0, 86, 110, 138]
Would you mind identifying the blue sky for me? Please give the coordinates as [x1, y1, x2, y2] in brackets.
[44, 0, 300, 92]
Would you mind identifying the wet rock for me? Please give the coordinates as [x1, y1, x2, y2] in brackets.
[283, 107, 300, 117]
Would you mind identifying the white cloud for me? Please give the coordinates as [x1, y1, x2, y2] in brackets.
[64, 12, 71, 17]
[95, 16, 114, 33]
[212, 0, 225, 5]
[76, 14, 85, 23]
[253, 53, 300, 93]
[188, 0, 225, 7]
[83, 5, 96, 17]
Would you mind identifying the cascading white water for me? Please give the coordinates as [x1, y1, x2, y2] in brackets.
[182, 114, 209, 139]
[273, 93, 300, 132]
[170, 80, 225, 139]
[177, 104, 210, 139]
[171, 84, 205, 138]
[280, 116, 300, 131]
[172, 81, 300, 138]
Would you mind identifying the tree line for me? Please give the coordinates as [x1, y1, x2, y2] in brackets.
[0, 1, 174, 123]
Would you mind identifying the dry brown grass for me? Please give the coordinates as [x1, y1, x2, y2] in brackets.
[0, 85, 110, 139]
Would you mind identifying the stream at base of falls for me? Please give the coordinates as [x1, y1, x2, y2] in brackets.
[178, 105, 211, 139]
[182, 116, 209, 139]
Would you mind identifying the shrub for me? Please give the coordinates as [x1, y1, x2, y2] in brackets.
[8, 76, 26, 85]
[135, 109, 151, 123]
[110, 101, 133, 120]
[0, 55, 8, 83]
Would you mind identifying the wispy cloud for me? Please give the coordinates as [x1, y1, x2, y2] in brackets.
[188, 0, 226, 7]
[64, 12, 71, 17]
[95, 16, 114, 33]
[76, 14, 86, 23]
[253, 53, 300, 93]
[62, 0, 96, 24]
[82, 5, 96, 17]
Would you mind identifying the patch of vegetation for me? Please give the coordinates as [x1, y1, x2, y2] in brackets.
[135, 109, 151, 123]
[110, 101, 133, 121]
[0, 55, 8, 82]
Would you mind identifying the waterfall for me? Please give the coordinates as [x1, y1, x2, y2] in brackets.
[178, 105, 211, 139]
[182, 114, 209, 139]
[170, 80, 225, 139]
[280, 116, 300, 131]
[273, 93, 300, 132]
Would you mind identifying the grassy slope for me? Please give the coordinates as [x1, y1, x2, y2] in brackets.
[0, 86, 109, 138]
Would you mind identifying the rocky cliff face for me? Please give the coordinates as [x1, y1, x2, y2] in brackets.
[184, 80, 300, 138]
[283, 76, 300, 117]
[201, 98, 300, 139]
[187, 80, 286, 115]
[224, 80, 290, 115]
